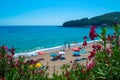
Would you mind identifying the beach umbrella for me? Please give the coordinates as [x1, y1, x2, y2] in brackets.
[29, 63, 42, 69]
[71, 47, 80, 51]
[38, 51, 45, 55]
[80, 49, 87, 54]
[73, 51, 80, 55]
[35, 63, 42, 68]
[58, 51, 65, 55]
[50, 53, 57, 57]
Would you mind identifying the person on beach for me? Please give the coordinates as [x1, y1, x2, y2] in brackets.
[57, 49, 66, 59]
[64, 42, 67, 48]
[68, 44, 70, 49]
[58, 49, 65, 56]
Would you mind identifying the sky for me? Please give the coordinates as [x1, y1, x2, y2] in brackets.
[0, 0, 120, 26]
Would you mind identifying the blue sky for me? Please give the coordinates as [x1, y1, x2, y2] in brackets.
[0, 0, 120, 25]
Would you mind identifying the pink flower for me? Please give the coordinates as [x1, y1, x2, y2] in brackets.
[106, 48, 112, 53]
[87, 60, 95, 70]
[7, 61, 10, 64]
[3, 45, 8, 50]
[14, 59, 19, 65]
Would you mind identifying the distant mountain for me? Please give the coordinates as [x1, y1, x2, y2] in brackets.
[62, 12, 120, 27]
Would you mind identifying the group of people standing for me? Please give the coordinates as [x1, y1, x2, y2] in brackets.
[64, 43, 71, 49]
[64, 41, 78, 49]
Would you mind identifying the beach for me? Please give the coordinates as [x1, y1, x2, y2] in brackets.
[22, 42, 94, 77]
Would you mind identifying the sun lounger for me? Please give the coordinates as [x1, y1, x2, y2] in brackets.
[50, 53, 66, 61]
[74, 57, 87, 62]
[80, 49, 87, 54]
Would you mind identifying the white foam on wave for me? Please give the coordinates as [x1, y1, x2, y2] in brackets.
[14, 39, 101, 58]
[14, 45, 64, 57]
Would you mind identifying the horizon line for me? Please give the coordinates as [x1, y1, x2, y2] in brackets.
[0, 24, 62, 26]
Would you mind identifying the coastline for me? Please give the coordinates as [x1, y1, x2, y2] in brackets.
[14, 39, 101, 58]
[24, 40, 97, 77]
[13, 39, 102, 77]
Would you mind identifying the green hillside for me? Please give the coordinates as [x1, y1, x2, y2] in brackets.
[62, 12, 120, 27]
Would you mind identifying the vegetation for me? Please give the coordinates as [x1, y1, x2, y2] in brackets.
[63, 12, 120, 27]
[0, 22, 120, 80]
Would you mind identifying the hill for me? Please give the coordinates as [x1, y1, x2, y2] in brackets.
[62, 12, 120, 27]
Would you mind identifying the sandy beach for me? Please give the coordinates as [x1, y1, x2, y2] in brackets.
[23, 43, 94, 77]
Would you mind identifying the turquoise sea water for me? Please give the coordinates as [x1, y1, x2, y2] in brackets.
[0, 26, 113, 53]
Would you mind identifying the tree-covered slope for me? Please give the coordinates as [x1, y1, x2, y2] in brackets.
[62, 12, 120, 27]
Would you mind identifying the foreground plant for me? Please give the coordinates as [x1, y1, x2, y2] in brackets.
[92, 23, 120, 79]
[56, 23, 120, 80]
[0, 46, 49, 80]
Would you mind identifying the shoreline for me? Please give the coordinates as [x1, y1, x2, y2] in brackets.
[13, 40, 102, 77]
[14, 39, 101, 58]
[24, 41, 96, 77]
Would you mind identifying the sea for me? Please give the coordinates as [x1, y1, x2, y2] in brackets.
[0, 26, 113, 55]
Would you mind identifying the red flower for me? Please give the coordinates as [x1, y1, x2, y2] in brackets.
[111, 36, 115, 39]
[90, 50, 96, 57]
[107, 35, 111, 41]
[70, 61, 72, 63]
[91, 26, 96, 30]
[0, 54, 2, 58]
[81, 69, 86, 74]
[92, 44, 101, 51]
[96, 44, 102, 51]
[107, 35, 115, 41]
[0, 77, 5, 80]
[88, 50, 96, 60]
[8, 55, 13, 59]
[89, 26, 97, 40]
[92, 44, 96, 49]
[83, 36, 87, 40]
[9, 47, 15, 55]
[93, 33, 98, 37]
[83, 40, 87, 46]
